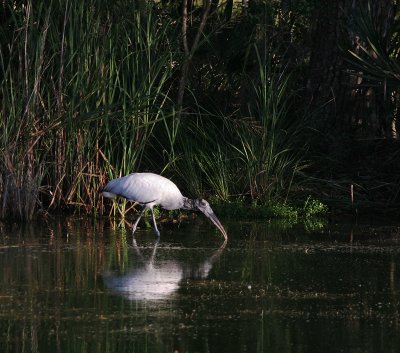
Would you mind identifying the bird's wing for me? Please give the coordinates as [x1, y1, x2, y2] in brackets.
[103, 173, 185, 209]
[103, 173, 160, 204]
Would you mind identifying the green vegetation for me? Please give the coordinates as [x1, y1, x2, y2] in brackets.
[212, 196, 328, 231]
[0, 0, 399, 222]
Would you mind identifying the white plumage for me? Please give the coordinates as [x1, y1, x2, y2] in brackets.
[103, 173, 184, 210]
[102, 172, 227, 239]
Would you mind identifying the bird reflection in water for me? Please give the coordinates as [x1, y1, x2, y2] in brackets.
[103, 238, 227, 301]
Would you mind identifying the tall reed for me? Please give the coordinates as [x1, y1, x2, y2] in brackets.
[0, 0, 306, 221]
[0, 1, 53, 219]
[0, 1, 176, 219]
[232, 46, 305, 202]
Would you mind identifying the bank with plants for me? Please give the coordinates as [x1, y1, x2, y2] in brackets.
[1, 0, 399, 222]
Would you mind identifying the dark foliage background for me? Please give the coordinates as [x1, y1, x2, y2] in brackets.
[0, 0, 399, 219]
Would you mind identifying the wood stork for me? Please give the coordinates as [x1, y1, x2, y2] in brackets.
[102, 172, 228, 239]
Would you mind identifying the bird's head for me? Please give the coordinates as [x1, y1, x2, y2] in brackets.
[193, 199, 228, 240]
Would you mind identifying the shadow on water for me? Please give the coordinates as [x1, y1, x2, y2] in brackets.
[0, 216, 400, 353]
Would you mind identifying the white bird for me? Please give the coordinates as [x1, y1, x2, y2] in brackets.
[102, 172, 228, 239]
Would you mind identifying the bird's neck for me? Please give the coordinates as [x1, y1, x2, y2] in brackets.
[182, 197, 196, 210]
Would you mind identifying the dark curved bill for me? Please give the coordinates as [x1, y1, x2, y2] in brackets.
[208, 212, 228, 240]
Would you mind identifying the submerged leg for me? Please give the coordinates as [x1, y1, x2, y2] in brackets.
[132, 208, 146, 234]
[149, 207, 160, 237]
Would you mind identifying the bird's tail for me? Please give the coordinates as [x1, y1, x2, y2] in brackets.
[102, 191, 117, 199]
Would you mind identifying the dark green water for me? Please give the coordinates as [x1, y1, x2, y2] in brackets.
[0, 217, 399, 353]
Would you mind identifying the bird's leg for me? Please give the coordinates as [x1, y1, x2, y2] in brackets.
[132, 208, 146, 235]
[149, 238, 159, 265]
[149, 207, 160, 237]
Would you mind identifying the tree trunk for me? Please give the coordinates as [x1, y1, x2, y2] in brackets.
[210, 0, 219, 15]
[177, 0, 212, 121]
[242, 0, 248, 16]
[307, 0, 397, 139]
[224, 0, 233, 21]
[348, 0, 396, 138]
[306, 0, 348, 134]
[369, 0, 396, 138]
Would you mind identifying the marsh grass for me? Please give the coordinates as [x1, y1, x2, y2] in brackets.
[0, 0, 308, 221]
[241, 46, 304, 201]
[0, 1, 176, 220]
[220, 45, 307, 204]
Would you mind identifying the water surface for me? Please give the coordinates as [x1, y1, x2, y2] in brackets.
[0, 217, 399, 353]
